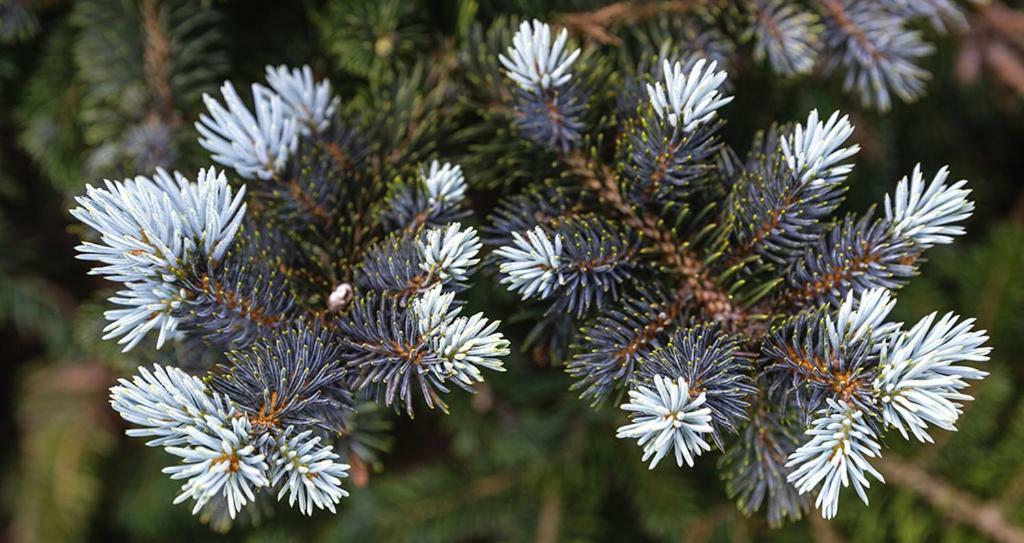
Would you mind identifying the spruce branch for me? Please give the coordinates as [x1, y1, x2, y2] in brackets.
[779, 164, 972, 308]
[750, 0, 823, 76]
[163, 414, 270, 518]
[340, 285, 508, 417]
[211, 324, 353, 434]
[874, 311, 990, 442]
[617, 375, 715, 469]
[634, 325, 756, 446]
[264, 65, 339, 135]
[720, 394, 811, 527]
[785, 399, 884, 519]
[719, 109, 858, 271]
[557, 0, 949, 109]
[73, 63, 509, 525]
[569, 285, 684, 403]
[818, 0, 933, 110]
[646, 58, 732, 132]
[566, 149, 747, 324]
[493, 225, 564, 301]
[71, 167, 247, 350]
[269, 429, 350, 515]
[196, 81, 298, 180]
[481, 20, 989, 522]
[499, 20, 581, 93]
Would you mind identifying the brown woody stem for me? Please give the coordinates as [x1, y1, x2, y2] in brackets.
[565, 150, 746, 326]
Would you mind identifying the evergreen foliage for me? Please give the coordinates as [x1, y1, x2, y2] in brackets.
[3, 0, 1024, 541]
[483, 18, 990, 523]
[70, 64, 510, 525]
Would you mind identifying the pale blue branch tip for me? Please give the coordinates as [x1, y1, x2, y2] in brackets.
[71, 167, 246, 351]
[493, 225, 564, 300]
[617, 376, 714, 469]
[499, 19, 581, 93]
[646, 58, 733, 132]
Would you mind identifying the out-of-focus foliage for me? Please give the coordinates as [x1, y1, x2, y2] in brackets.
[17, 0, 227, 191]
[2, 0, 1024, 542]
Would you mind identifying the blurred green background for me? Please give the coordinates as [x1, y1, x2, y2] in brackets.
[2, 0, 1024, 541]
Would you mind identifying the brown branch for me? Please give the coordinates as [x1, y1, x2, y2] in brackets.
[611, 292, 687, 364]
[394, 272, 439, 299]
[140, 0, 178, 127]
[321, 140, 351, 170]
[565, 150, 746, 325]
[558, 1, 705, 46]
[285, 178, 333, 226]
[535, 487, 562, 543]
[724, 186, 803, 271]
[196, 273, 282, 328]
[777, 240, 925, 311]
[877, 456, 1024, 543]
[781, 248, 880, 307]
[819, 0, 882, 61]
[1000, 463, 1024, 511]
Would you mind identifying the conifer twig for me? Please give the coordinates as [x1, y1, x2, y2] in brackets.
[566, 150, 746, 326]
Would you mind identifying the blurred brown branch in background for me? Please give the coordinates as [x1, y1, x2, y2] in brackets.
[10, 363, 115, 543]
[558, 0, 705, 45]
[958, 1, 1024, 97]
[877, 456, 1024, 543]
